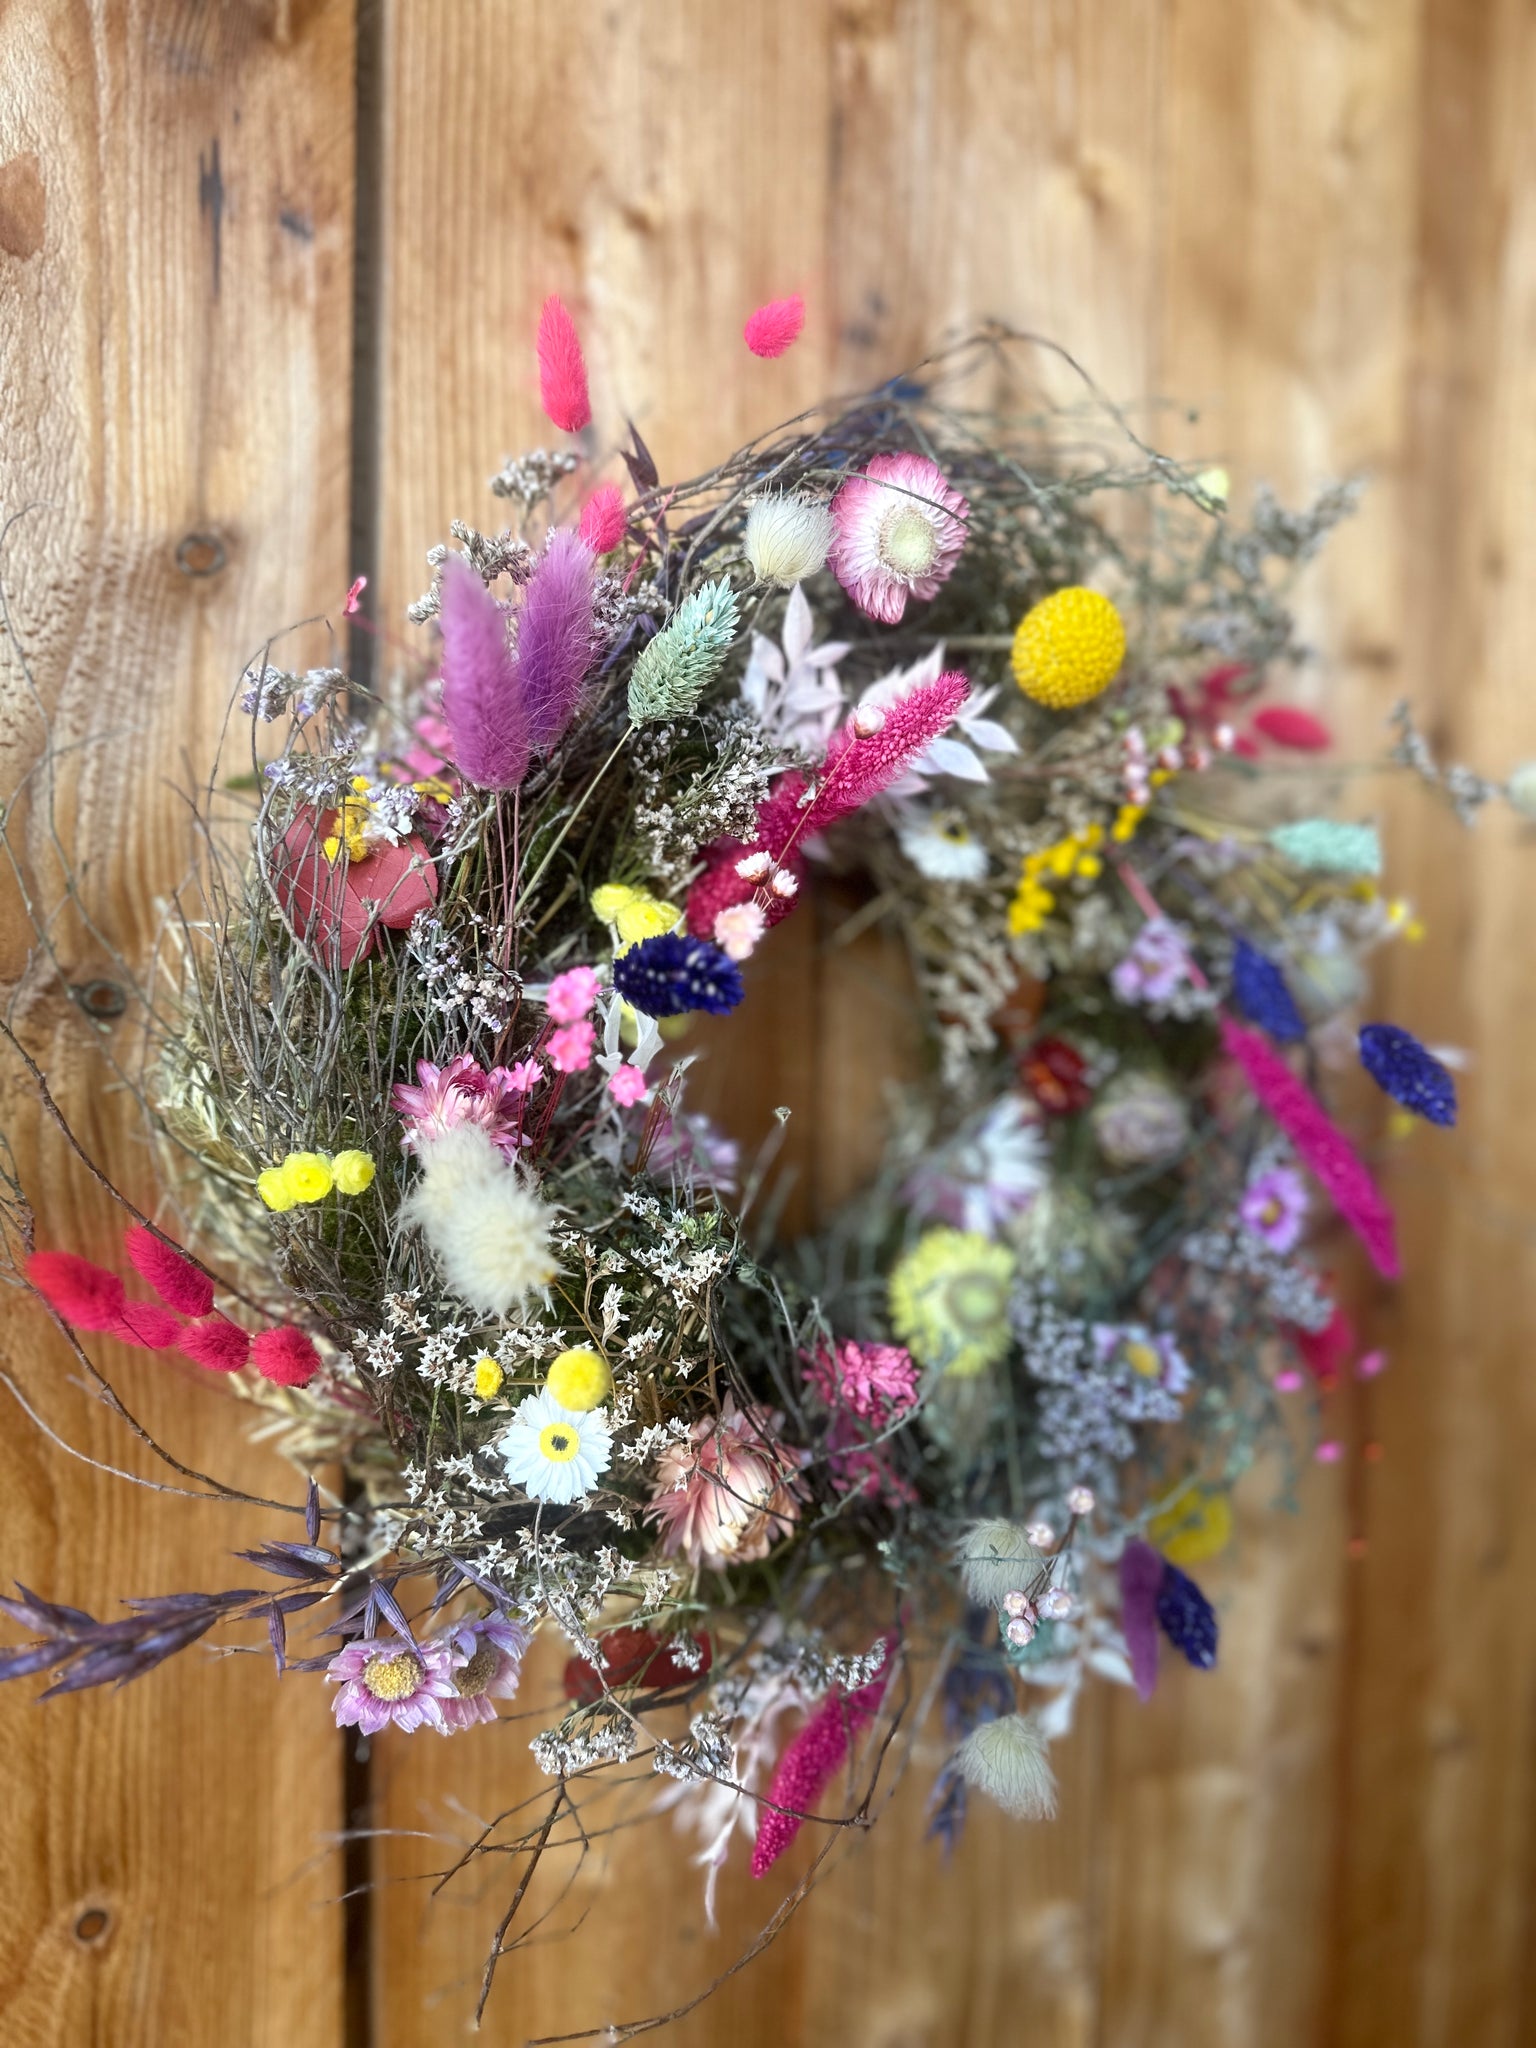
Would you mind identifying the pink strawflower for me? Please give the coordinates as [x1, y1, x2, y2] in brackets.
[1238, 1165, 1309, 1252]
[647, 1397, 810, 1572]
[547, 965, 600, 1023]
[826, 453, 968, 624]
[712, 901, 766, 961]
[608, 1063, 647, 1107]
[579, 484, 626, 554]
[547, 1020, 595, 1074]
[124, 1224, 215, 1317]
[435, 1616, 530, 1730]
[392, 1054, 527, 1159]
[751, 1639, 894, 1877]
[508, 1059, 543, 1093]
[1220, 1016, 1399, 1277]
[328, 1635, 458, 1735]
[744, 294, 805, 359]
[536, 293, 592, 434]
[805, 1339, 919, 1424]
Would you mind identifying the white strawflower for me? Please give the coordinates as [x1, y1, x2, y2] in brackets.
[400, 1123, 557, 1315]
[959, 1519, 1041, 1605]
[896, 810, 989, 882]
[744, 495, 834, 587]
[499, 1389, 612, 1504]
[954, 1713, 1057, 1820]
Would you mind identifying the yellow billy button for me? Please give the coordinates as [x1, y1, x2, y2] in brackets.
[473, 1356, 504, 1400]
[257, 1166, 297, 1212]
[1011, 587, 1126, 710]
[279, 1151, 334, 1203]
[545, 1346, 613, 1411]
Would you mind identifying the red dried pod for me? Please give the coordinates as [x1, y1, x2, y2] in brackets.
[1019, 1037, 1091, 1115]
[1287, 1302, 1354, 1389]
[563, 1625, 712, 1705]
[1251, 705, 1332, 751]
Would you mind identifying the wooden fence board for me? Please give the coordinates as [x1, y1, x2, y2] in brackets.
[0, 4, 354, 2043]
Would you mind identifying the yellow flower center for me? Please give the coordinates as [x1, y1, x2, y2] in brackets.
[1123, 1340, 1161, 1378]
[539, 1422, 581, 1464]
[879, 504, 939, 578]
[946, 1272, 1007, 1332]
[361, 1649, 424, 1702]
[453, 1640, 499, 1699]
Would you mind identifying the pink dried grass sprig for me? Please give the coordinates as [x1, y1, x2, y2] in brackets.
[536, 293, 592, 433]
[744, 294, 805, 359]
[125, 1224, 214, 1318]
[177, 1316, 251, 1374]
[579, 484, 626, 554]
[439, 556, 531, 791]
[1219, 1016, 1399, 1278]
[252, 1326, 322, 1388]
[751, 1639, 894, 1877]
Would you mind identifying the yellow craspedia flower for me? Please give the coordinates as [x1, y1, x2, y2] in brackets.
[888, 1228, 1015, 1378]
[1011, 588, 1126, 710]
[473, 1355, 505, 1400]
[279, 1151, 334, 1203]
[1148, 1488, 1233, 1566]
[546, 1346, 613, 1411]
[613, 895, 681, 947]
[257, 1166, 297, 1212]
[331, 1149, 375, 1196]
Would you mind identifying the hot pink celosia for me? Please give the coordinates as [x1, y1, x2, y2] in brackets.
[547, 1020, 595, 1073]
[826, 453, 968, 624]
[391, 1054, 527, 1159]
[751, 1638, 894, 1877]
[547, 965, 600, 1023]
[1220, 1015, 1399, 1278]
[647, 1398, 810, 1571]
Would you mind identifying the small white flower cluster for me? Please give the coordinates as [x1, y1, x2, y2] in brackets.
[530, 1715, 636, 1778]
[405, 913, 521, 1033]
[651, 1711, 735, 1783]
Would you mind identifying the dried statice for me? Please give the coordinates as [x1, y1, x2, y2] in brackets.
[1388, 699, 1498, 823]
[407, 521, 536, 623]
[651, 1711, 735, 1782]
[488, 447, 580, 514]
[241, 663, 344, 723]
[630, 706, 778, 889]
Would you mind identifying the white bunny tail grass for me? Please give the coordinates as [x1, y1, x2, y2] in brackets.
[959, 1519, 1041, 1606]
[401, 1124, 558, 1315]
[744, 494, 835, 587]
[955, 1713, 1057, 1821]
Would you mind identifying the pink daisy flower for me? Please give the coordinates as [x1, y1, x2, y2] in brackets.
[328, 1635, 457, 1735]
[548, 1020, 595, 1073]
[547, 965, 600, 1024]
[391, 1054, 526, 1159]
[508, 1058, 543, 1092]
[1238, 1164, 1309, 1252]
[647, 1398, 810, 1572]
[826, 452, 968, 625]
[436, 1616, 530, 1730]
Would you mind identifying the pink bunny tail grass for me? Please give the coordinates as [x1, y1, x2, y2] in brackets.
[124, 1225, 214, 1318]
[751, 1639, 893, 1878]
[252, 1326, 322, 1388]
[519, 528, 597, 752]
[579, 483, 626, 554]
[438, 555, 530, 790]
[809, 670, 972, 831]
[744, 294, 805, 359]
[1118, 1540, 1164, 1701]
[177, 1315, 252, 1374]
[1219, 1015, 1400, 1278]
[27, 1251, 126, 1332]
[114, 1301, 183, 1351]
[536, 293, 592, 433]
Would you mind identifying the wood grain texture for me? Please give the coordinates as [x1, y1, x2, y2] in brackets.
[6, 0, 1536, 2042]
[0, 4, 354, 2043]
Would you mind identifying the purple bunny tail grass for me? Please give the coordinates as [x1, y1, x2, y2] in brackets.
[751, 1639, 894, 1878]
[1219, 1015, 1400, 1278]
[1119, 1540, 1166, 1701]
[438, 555, 530, 790]
[519, 527, 597, 752]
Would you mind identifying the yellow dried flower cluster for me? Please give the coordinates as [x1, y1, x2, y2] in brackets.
[1006, 783, 1170, 937]
[257, 1147, 375, 1211]
[590, 882, 682, 953]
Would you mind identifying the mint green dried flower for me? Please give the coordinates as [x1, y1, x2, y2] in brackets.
[627, 579, 739, 722]
[1270, 819, 1381, 877]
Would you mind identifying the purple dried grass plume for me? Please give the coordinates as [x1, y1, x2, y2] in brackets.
[1118, 1539, 1165, 1700]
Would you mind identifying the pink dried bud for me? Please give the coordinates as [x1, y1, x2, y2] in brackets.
[1123, 728, 1147, 758]
[1314, 1439, 1344, 1464]
[1024, 1521, 1055, 1549]
[768, 868, 798, 900]
[1002, 1590, 1035, 1620]
[1273, 1367, 1304, 1392]
[1006, 1616, 1036, 1647]
[851, 704, 886, 738]
[1214, 723, 1236, 752]
[1157, 745, 1182, 772]
[1066, 1485, 1095, 1516]
[1187, 745, 1211, 772]
[735, 851, 773, 883]
[1038, 1587, 1073, 1620]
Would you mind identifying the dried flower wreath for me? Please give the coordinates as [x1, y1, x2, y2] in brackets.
[0, 315, 1514, 2032]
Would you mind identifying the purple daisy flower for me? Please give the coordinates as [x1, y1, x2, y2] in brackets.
[327, 1634, 458, 1735]
[437, 1616, 531, 1730]
[1238, 1164, 1309, 1252]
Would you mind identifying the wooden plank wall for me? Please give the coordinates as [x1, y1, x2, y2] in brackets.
[2, 2, 1534, 2043]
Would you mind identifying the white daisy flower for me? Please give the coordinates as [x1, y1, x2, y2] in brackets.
[895, 810, 990, 882]
[499, 1390, 612, 1504]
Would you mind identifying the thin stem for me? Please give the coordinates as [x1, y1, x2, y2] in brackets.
[517, 724, 636, 907]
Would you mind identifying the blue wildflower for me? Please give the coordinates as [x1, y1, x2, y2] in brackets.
[1231, 937, 1306, 1042]
[925, 1764, 969, 1856]
[611, 933, 745, 1018]
[1154, 1563, 1218, 1669]
[1358, 1023, 1457, 1126]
